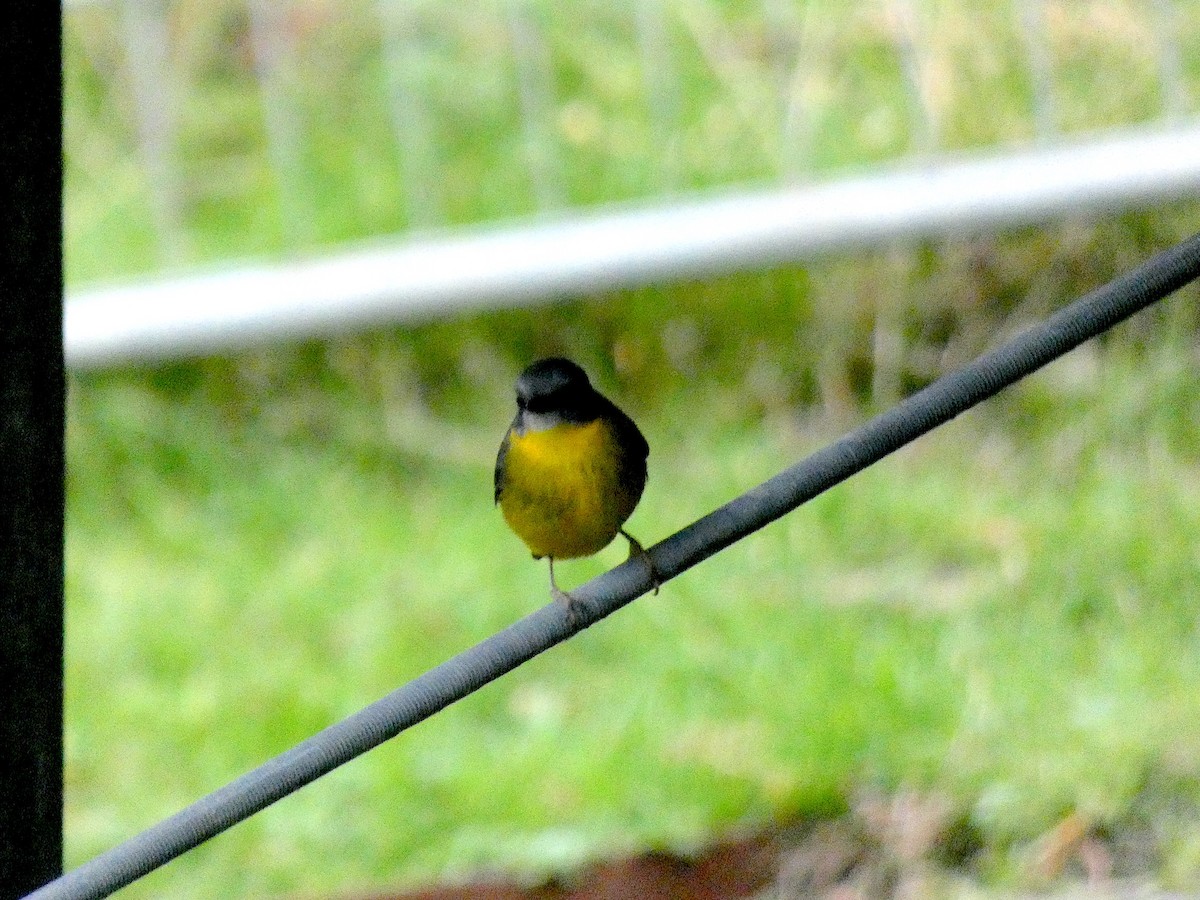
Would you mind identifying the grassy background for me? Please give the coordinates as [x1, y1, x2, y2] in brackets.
[65, 0, 1200, 282]
[63, 0, 1200, 896]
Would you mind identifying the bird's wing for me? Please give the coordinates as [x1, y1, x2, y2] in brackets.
[494, 425, 513, 504]
[606, 398, 649, 461]
[605, 398, 649, 497]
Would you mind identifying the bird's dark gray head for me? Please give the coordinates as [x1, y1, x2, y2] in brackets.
[514, 357, 596, 419]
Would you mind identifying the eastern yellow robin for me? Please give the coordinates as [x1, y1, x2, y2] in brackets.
[495, 357, 658, 618]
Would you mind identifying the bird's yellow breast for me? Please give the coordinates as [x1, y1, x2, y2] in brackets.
[499, 419, 639, 560]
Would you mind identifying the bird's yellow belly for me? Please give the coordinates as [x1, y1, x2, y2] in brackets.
[500, 420, 637, 559]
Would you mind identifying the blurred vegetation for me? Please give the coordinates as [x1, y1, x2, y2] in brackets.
[62, 0, 1200, 897]
[65, 0, 1200, 283]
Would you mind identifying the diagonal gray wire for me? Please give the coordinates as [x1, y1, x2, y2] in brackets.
[28, 231, 1200, 900]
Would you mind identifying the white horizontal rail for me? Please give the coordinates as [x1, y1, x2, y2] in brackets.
[66, 125, 1200, 369]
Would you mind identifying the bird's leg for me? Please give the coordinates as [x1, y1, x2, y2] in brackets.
[620, 529, 661, 595]
[548, 557, 583, 625]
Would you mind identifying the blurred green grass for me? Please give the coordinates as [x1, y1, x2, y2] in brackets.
[66, 236, 1200, 896]
[62, 0, 1200, 896]
[64, 0, 1200, 284]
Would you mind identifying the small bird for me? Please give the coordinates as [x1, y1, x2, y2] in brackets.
[495, 357, 659, 620]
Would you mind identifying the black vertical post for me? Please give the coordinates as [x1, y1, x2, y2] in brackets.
[1, 2, 65, 897]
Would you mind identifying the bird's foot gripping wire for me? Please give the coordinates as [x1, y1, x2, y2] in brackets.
[548, 558, 585, 627]
[620, 529, 661, 596]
